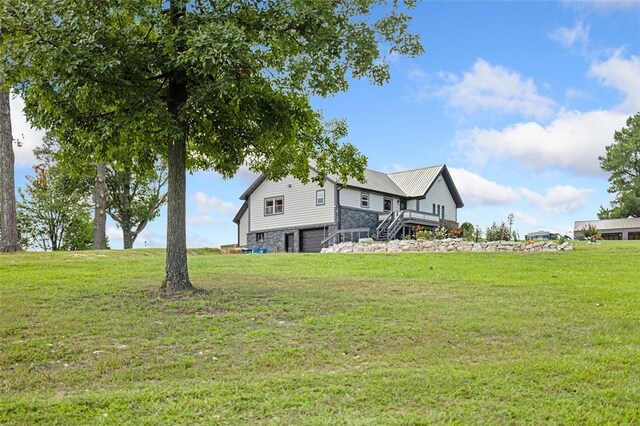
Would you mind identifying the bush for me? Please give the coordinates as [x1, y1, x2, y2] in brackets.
[411, 225, 432, 240]
[433, 226, 448, 240]
[474, 226, 483, 242]
[581, 224, 600, 239]
[448, 227, 463, 238]
[486, 222, 511, 242]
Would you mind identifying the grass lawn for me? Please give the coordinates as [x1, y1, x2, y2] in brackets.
[1, 241, 639, 424]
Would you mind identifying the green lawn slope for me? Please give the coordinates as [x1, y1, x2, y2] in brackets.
[1, 242, 639, 424]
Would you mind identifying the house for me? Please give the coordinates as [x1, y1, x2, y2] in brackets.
[525, 230, 562, 241]
[574, 217, 640, 240]
[233, 164, 464, 252]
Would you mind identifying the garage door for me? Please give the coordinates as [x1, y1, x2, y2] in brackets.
[300, 228, 325, 253]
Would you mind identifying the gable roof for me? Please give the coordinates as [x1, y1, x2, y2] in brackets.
[574, 217, 640, 231]
[238, 163, 464, 208]
[327, 168, 405, 197]
[232, 201, 248, 224]
[387, 165, 442, 197]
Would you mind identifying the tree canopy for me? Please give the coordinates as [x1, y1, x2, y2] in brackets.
[18, 154, 93, 251]
[599, 112, 640, 219]
[1, 0, 423, 292]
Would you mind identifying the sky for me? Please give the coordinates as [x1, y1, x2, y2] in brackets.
[9, 0, 640, 248]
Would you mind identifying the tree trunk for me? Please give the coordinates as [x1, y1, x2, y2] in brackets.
[163, 129, 192, 292]
[0, 90, 20, 253]
[121, 167, 133, 249]
[92, 162, 108, 249]
[162, 0, 193, 294]
[122, 213, 134, 249]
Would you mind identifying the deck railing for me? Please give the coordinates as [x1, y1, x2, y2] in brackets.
[321, 228, 371, 248]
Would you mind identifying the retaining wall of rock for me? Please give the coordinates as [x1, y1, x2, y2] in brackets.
[321, 238, 574, 253]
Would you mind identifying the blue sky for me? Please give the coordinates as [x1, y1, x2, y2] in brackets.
[10, 0, 640, 248]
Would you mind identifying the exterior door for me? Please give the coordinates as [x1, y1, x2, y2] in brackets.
[285, 233, 294, 253]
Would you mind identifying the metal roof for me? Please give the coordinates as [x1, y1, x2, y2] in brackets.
[239, 163, 464, 208]
[388, 165, 443, 197]
[574, 217, 640, 231]
[334, 168, 406, 196]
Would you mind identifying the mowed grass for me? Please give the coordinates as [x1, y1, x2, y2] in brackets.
[1, 242, 639, 424]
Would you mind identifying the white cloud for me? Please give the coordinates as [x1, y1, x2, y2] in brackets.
[520, 185, 593, 214]
[192, 192, 238, 215]
[187, 233, 223, 248]
[456, 108, 628, 175]
[106, 225, 165, 249]
[589, 53, 640, 113]
[564, 0, 640, 11]
[549, 22, 590, 49]
[565, 88, 590, 100]
[382, 163, 409, 173]
[510, 210, 544, 230]
[106, 226, 123, 248]
[455, 53, 639, 176]
[136, 228, 165, 248]
[234, 165, 259, 182]
[188, 215, 225, 225]
[449, 168, 520, 206]
[439, 59, 555, 120]
[9, 95, 45, 168]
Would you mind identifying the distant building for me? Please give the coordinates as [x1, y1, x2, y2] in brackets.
[526, 230, 561, 241]
[574, 218, 640, 240]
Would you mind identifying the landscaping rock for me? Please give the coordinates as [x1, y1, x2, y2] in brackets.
[321, 238, 574, 254]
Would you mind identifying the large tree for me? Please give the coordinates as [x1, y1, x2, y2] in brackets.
[36, 134, 169, 249]
[1, 0, 423, 293]
[599, 112, 640, 219]
[0, 90, 20, 252]
[107, 159, 168, 249]
[18, 163, 93, 251]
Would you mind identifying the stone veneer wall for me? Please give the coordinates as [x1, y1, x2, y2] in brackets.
[322, 238, 574, 253]
[247, 224, 338, 252]
[339, 207, 380, 232]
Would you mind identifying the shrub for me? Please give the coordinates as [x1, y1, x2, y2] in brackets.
[581, 224, 600, 239]
[433, 226, 448, 240]
[448, 227, 463, 238]
[474, 226, 483, 242]
[486, 222, 511, 242]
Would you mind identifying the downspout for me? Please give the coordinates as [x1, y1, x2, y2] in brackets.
[336, 184, 342, 230]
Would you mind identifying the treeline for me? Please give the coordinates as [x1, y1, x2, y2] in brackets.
[17, 134, 167, 251]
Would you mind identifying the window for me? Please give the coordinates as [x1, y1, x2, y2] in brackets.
[256, 232, 265, 242]
[601, 233, 622, 240]
[264, 196, 284, 215]
[441, 206, 445, 219]
[316, 190, 325, 206]
[433, 203, 436, 214]
[383, 198, 392, 212]
[360, 193, 370, 208]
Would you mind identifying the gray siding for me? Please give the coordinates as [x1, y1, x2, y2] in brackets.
[422, 176, 457, 222]
[249, 173, 335, 232]
[238, 210, 248, 246]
